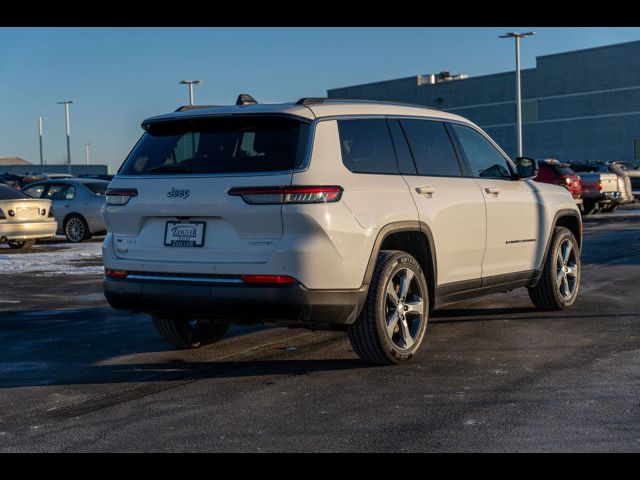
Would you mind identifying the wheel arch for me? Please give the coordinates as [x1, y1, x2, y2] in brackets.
[535, 208, 582, 282]
[362, 221, 437, 308]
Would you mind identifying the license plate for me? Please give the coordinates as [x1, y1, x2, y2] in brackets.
[164, 221, 206, 247]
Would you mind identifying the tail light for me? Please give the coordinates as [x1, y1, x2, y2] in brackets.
[228, 186, 343, 205]
[240, 275, 297, 284]
[106, 188, 138, 205]
[564, 177, 572, 185]
[105, 269, 129, 279]
[597, 180, 602, 192]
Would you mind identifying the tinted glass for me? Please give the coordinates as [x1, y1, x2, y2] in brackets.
[85, 182, 108, 195]
[337, 119, 398, 174]
[557, 166, 575, 176]
[400, 120, 461, 176]
[22, 184, 46, 198]
[119, 116, 310, 175]
[0, 184, 30, 200]
[387, 119, 417, 175]
[45, 184, 68, 200]
[451, 124, 512, 179]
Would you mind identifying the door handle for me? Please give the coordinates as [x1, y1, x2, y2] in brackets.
[415, 186, 436, 196]
[484, 187, 501, 195]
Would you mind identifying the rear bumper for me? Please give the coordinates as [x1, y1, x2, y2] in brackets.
[0, 220, 57, 241]
[103, 276, 368, 327]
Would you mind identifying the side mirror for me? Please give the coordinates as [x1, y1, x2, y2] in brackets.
[515, 157, 539, 179]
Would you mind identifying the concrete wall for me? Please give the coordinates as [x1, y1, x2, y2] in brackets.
[328, 41, 640, 162]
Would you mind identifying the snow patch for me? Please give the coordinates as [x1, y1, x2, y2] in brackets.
[0, 242, 103, 276]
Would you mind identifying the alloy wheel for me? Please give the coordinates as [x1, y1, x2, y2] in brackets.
[556, 239, 578, 301]
[384, 267, 425, 350]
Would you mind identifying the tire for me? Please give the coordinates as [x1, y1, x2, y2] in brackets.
[152, 316, 230, 349]
[528, 227, 580, 311]
[347, 250, 429, 365]
[7, 240, 35, 249]
[64, 214, 91, 243]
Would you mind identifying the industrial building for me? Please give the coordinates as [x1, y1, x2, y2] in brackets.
[327, 40, 640, 162]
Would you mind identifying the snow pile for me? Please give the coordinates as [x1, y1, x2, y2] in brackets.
[0, 242, 103, 276]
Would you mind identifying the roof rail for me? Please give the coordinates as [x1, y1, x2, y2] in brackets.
[295, 97, 327, 105]
[174, 105, 218, 112]
[236, 94, 258, 106]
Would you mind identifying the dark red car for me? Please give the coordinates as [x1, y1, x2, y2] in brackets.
[535, 159, 583, 209]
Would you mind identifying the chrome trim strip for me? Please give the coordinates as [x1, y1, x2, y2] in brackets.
[126, 274, 244, 284]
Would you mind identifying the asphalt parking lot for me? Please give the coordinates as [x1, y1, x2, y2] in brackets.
[1, 214, 639, 452]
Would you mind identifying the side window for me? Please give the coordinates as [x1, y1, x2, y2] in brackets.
[386, 119, 417, 175]
[451, 124, 513, 179]
[45, 184, 67, 200]
[65, 185, 76, 200]
[23, 184, 46, 198]
[399, 119, 462, 176]
[337, 119, 398, 174]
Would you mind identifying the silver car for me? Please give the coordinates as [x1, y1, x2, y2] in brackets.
[0, 183, 57, 249]
[22, 178, 109, 242]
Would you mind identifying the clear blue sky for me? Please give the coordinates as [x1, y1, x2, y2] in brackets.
[1, 27, 639, 173]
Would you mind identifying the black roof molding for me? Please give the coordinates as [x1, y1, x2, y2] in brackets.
[236, 94, 258, 106]
[174, 105, 218, 112]
[295, 97, 327, 105]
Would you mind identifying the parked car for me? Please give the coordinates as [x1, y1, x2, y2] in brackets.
[0, 173, 26, 189]
[102, 97, 582, 365]
[570, 162, 622, 214]
[21, 178, 108, 242]
[0, 183, 57, 249]
[535, 159, 583, 209]
[613, 161, 640, 200]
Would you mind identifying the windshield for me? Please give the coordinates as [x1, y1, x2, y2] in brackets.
[119, 116, 310, 175]
[0, 184, 30, 200]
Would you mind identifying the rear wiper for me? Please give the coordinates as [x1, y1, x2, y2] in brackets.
[148, 164, 192, 173]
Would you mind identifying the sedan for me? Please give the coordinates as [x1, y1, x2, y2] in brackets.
[22, 179, 109, 243]
[0, 183, 57, 249]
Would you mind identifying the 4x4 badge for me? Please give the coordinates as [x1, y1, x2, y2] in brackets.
[167, 187, 190, 199]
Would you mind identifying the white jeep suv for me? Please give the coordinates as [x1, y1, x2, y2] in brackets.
[102, 97, 582, 365]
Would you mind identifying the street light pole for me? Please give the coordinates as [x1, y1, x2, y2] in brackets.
[499, 32, 535, 158]
[57, 100, 74, 174]
[85, 143, 91, 165]
[179, 80, 202, 106]
[37, 116, 47, 166]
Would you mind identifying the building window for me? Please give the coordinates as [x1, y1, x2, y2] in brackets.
[635, 139, 640, 160]
[522, 100, 538, 123]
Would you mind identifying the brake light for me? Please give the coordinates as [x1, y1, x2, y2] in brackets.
[106, 188, 138, 205]
[240, 275, 297, 284]
[597, 180, 602, 192]
[105, 269, 129, 279]
[565, 177, 572, 185]
[228, 186, 343, 205]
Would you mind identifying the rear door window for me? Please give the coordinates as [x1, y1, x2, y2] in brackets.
[337, 119, 398, 174]
[119, 116, 310, 175]
[45, 184, 68, 200]
[399, 119, 462, 177]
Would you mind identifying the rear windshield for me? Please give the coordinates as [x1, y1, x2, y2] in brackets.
[557, 166, 575, 176]
[84, 182, 108, 195]
[0, 184, 30, 200]
[119, 116, 310, 175]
